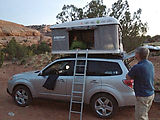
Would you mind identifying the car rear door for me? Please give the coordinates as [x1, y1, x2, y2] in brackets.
[66, 60, 102, 101]
[85, 60, 102, 95]
[100, 60, 124, 90]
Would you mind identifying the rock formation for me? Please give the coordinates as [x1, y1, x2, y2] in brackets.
[0, 20, 52, 48]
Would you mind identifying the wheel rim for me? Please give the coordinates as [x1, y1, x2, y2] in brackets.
[95, 97, 113, 117]
[15, 89, 28, 105]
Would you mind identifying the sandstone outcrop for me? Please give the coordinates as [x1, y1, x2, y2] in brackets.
[0, 20, 52, 47]
[0, 20, 40, 36]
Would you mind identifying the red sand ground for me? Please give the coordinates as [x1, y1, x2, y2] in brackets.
[0, 57, 160, 120]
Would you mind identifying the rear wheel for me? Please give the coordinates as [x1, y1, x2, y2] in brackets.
[12, 85, 32, 107]
[91, 93, 118, 119]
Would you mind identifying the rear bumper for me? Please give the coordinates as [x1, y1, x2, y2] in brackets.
[119, 91, 136, 107]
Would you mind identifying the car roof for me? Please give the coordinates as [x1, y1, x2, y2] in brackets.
[55, 57, 122, 62]
[41, 57, 123, 72]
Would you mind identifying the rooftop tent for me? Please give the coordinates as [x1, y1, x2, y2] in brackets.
[50, 17, 123, 54]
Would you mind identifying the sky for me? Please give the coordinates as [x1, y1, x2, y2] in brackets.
[0, 0, 160, 36]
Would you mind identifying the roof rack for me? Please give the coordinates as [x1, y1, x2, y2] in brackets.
[52, 49, 123, 54]
[57, 53, 124, 60]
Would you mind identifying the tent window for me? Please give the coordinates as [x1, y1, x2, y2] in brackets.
[95, 25, 118, 50]
[69, 30, 94, 50]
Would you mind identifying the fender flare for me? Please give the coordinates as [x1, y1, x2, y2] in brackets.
[11, 78, 37, 97]
[86, 85, 123, 106]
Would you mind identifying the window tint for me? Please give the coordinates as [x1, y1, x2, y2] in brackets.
[76, 60, 86, 74]
[43, 60, 74, 76]
[87, 61, 122, 76]
[59, 60, 74, 76]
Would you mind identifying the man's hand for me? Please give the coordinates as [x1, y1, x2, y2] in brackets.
[126, 74, 132, 80]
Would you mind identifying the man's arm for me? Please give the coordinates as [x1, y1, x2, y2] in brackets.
[126, 65, 137, 80]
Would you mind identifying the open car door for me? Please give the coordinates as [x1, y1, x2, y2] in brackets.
[123, 50, 135, 70]
[123, 50, 135, 60]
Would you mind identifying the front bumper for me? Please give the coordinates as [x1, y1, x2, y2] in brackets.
[7, 88, 12, 96]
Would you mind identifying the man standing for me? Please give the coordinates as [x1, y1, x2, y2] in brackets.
[126, 47, 154, 120]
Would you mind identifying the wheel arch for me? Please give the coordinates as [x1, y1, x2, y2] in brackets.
[89, 92, 119, 106]
[12, 84, 33, 97]
[11, 79, 37, 97]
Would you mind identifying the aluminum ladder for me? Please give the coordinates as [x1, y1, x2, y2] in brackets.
[69, 49, 88, 120]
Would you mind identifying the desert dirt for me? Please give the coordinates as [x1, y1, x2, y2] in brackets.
[0, 56, 160, 120]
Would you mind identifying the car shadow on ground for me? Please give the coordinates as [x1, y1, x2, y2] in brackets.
[31, 98, 136, 120]
[31, 98, 160, 120]
[1, 93, 160, 120]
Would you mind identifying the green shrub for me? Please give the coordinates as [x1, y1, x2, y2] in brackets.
[3, 38, 51, 62]
[29, 44, 37, 54]
[36, 42, 51, 54]
[16, 45, 28, 59]
[0, 50, 4, 67]
[5, 37, 28, 60]
[5, 37, 18, 59]
[27, 42, 51, 55]
[123, 36, 145, 52]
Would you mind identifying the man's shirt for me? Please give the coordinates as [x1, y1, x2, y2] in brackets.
[128, 59, 154, 97]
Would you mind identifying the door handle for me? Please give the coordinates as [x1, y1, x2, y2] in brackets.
[59, 79, 65, 82]
[90, 80, 99, 84]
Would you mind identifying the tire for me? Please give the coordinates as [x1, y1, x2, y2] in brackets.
[90, 93, 118, 119]
[12, 85, 33, 107]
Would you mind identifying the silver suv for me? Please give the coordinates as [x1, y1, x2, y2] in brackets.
[7, 57, 135, 118]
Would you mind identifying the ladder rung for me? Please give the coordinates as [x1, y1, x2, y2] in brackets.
[73, 95, 82, 98]
[73, 91, 83, 94]
[76, 65, 85, 67]
[71, 111, 81, 114]
[75, 73, 85, 76]
[72, 100, 82, 104]
[74, 82, 83, 85]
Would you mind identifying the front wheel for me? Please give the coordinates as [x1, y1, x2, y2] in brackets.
[91, 93, 118, 119]
[12, 85, 32, 107]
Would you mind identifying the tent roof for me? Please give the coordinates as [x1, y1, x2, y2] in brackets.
[50, 16, 119, 29]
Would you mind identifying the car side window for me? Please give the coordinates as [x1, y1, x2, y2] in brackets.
[59, 60, 74, 76]
[87, 61, 122, 76]
[76, 60, 86, 74]
[42, 60, 74, 76]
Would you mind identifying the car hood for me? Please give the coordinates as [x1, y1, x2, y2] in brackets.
[12, 71, 40, 80]
[144, 45, 160, 51]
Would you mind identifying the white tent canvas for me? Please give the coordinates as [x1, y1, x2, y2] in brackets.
[50, 17, 124, 54]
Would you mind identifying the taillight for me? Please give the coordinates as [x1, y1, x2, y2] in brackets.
[123, 79, 134, 89]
